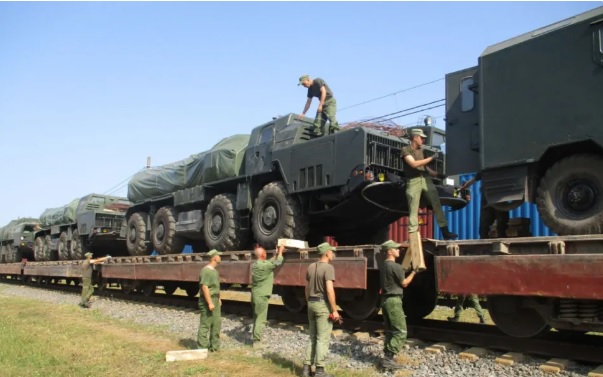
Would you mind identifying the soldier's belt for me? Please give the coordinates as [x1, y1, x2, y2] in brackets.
[308, 296, 325, 302]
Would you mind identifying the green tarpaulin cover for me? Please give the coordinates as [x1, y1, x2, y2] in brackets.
[39, 198, 81, 227]
[128, 134, 250, 203]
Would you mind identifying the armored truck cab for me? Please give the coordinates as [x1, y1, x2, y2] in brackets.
[34, 194, 130, 261]
[124, 113, 465, 257]
[445, 6, 603, 235]
[0, 218, 39, 263]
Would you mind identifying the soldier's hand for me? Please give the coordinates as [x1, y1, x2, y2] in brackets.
[317, 106, 323, 112]
[297, 114, 304, 120]
[331, 311, 340, 321]
[208, 302, 215, 311]
[219, 299, 222, 307]
[431, 152, 440, 160]
[277, 245, 285, 254]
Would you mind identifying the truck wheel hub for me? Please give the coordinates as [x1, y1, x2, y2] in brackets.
[128, 227, 136, 242]
[156, 224, 165, 240]
[211, 214, 223, 234]
[565, 181, 596, 212]
[262, 206, 278, 229]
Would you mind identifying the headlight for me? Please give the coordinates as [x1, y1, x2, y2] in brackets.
[20, 236, 24, 241]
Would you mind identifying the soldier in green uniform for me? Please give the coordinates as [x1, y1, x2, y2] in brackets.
[379, 240, 417, 370]
[79, 252, 111, 308]
[402, 128, 458, 240]
[302, 242, 340, 377]
[297, 75, 340, 136]
[197, 249, 223, 352]
[251, 244, 285, 349]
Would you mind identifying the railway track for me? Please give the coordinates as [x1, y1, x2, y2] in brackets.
[3, 275, 603, 372]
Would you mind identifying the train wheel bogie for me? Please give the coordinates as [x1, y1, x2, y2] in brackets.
[488, 295, 550, 338]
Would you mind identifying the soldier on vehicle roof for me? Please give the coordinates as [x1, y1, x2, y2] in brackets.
[302, 242, 340, 377]
[197, 249, 223, 352]
[297, 75, 340, 137]
[402, 128, 458, 240]
[79, 252, 111, 309]
[379, 240, 416, 371]
[250, 244, 285, 350]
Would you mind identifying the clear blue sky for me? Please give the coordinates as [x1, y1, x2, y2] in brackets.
[0, 1, 599, 226]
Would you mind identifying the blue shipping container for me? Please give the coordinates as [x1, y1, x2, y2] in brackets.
[433, 173, 556, 240]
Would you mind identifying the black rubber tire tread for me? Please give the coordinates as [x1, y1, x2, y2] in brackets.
[536, 154, 603, 235]
[152, 206, 185, 255]
[126, 212, 152, 256]
[58, 232, 69, 260]
[34, 236, 44, 261]
[70, 230, 89, 260]
[204, 194, 248, 251]
[252, 182, 309, 250]
[44, 235, 53, 261]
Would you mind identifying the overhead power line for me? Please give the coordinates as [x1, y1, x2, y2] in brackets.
[103, 168, 145, 196]
[338, 78, 444, 112]
[358, 99, 444, 124]
[374, 103, 445, 124]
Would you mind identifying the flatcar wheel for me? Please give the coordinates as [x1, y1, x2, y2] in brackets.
[281, 287, 307, 313]
[488, 295, 550, 338]
[403, 253, 437, 320]
[339, 275, 380, 320]
[121, 280, 137, 295]
[185, 285, 199, 298]
[140, 282, 156, 297]
[162, 283, 177, 296]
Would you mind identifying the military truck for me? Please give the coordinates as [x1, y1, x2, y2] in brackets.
[445, 6, 603, 235]
[124, 113, 466, 256]
[0, 218, 40, 263]
[34, 194, 131, 261]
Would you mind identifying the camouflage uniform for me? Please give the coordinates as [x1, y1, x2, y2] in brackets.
[402, 145, 448, 234]
[251, 253, 283, 345]
[379, 241, 408, 360]
[303, 243, 337, 377]
[197, 262, 221, 351]
[451, 294, 485, 323]
[79, 253, 94, 307]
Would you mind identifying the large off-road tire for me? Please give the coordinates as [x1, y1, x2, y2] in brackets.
[335, 225, 390, 246]
[252, 182, 308, 250]
[34, 236, 45, 261]
[126, 212, 152, 256]
[204, 194, 248, 251]
[57, 232, 69, 260]
[70, 230, 90, 260]
[536, 154, 603, 235]
[152, 207, 184, 255]
[44, 235, 54, 261]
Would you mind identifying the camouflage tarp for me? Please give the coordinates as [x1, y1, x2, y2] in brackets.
[39, 198, 80, 227]
[0, 218, 39, 242]
[128, 134, 250, 203]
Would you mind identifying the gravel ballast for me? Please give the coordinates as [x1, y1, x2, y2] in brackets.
[0, 283, 595, 377]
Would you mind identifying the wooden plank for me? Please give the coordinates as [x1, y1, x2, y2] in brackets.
[165, 349, 208, 362]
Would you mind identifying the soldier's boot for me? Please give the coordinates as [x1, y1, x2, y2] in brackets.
[381, 352, 404, 370]
[301, 364, 312, 377]
[314, 366, 333, 377]
[440, 226, 458, 240]
[447, 315, 459, 322]
[478, 315, 486, 324]
[313, 127, 323, 136]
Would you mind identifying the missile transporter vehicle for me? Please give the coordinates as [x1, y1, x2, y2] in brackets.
[124, 113, 466, 256]
[445, 6, 603, 235]
[0, 218, 40, 263]
[33, 194, 131, 261]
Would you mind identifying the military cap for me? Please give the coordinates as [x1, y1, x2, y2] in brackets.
[381, 240, 402, 250]
[410, 128, 428, 138]
[85, 252, 93, 258]
[298, 74, 310, 85]
[317, 242, 336, 255]
[207, 249, 223, 258]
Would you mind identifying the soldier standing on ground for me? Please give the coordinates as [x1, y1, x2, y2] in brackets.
[197, 249, 223, 352]
[297, 75, 340, 136]
[79, 252, 111, 308]
[302, 242, 340, 377]
[251, 244, 285, 349]
[447, 171, 508, 323]
[402, 128, 458, 240]
[379, 240, 417, 370]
